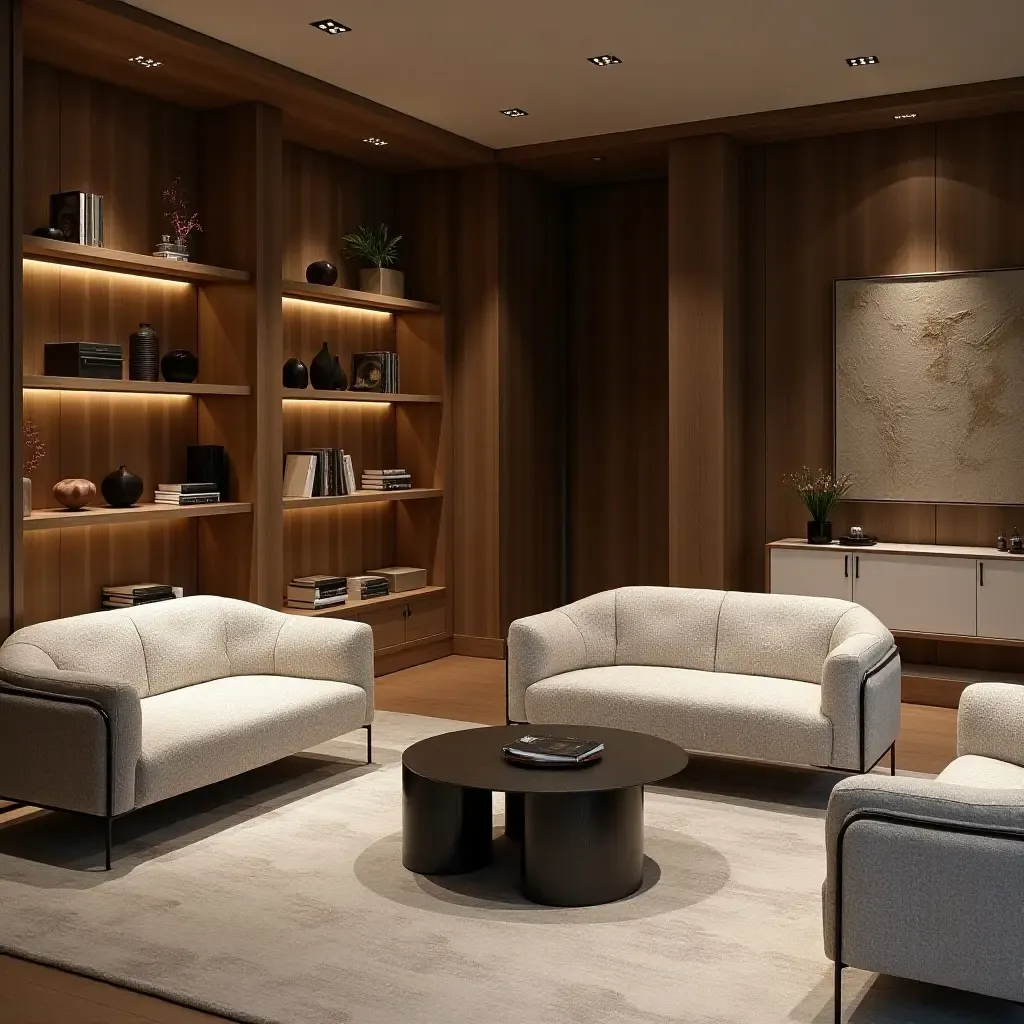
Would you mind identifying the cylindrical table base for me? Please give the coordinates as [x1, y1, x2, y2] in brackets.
[504, 791, 524, 842]
[402, 766, 492, 874]
[522, 786, 645, 906]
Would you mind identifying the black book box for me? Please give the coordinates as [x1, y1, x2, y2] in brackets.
[187, 445, 230, 502]
[44, 342, 123, 379]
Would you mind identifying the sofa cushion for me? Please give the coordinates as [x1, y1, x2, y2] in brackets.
[937, 754, 1024, 789]
[524, 665, 833, 767]
[614, 587, 725, 671]
[715, 592, 855, 684]
[135, 675, 367, 807]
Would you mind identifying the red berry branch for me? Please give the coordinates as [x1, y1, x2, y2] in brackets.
[163, 176, 202, 247]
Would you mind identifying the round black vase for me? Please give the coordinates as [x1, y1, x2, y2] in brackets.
[129, 323, 160, 382]
[309, 342, 337, 390]
[161, 349, 199, 384]
[283, 357, 309, 389]
[32, 226, 65, 239]
[305, 261, 339, 286]
[807, 520, 833, 545]
[102, 465, 144, 508]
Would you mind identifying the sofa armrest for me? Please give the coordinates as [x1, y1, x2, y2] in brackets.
[274, 616, 374, 725]
[0, 643, 142, 815]
[958, 682, 1024, 767]
[507, 610, 589, 722]
[820, 636, 900, 770]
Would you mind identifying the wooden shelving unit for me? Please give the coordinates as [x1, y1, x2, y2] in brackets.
[283, 489, 443, 510]
[282, 279, 440, 314]
[25, 376, 251, 396]
[282, 389, 441, 404]
[24, 235, 249, 283]
[284, 585, 445, 618]
[23, 502, 252, 532]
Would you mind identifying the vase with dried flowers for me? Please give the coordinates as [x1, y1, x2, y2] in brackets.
[785, 466, 852, 544]
[153, 176, 202, 262]
[22, 421, 46, 518]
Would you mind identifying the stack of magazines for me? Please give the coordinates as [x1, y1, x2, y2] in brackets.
[286, 575, 347, 611]
[102, 583, 177, 609]
[502, 735, 604, 768]
[155, 482, 219, 506]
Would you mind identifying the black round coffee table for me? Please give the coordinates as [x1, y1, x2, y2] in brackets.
[401, 725, 687, 907]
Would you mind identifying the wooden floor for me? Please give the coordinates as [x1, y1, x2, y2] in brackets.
[0, 655, 959, 1022]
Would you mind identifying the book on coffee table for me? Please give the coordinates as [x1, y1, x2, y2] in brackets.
[502, 734, 604, 767]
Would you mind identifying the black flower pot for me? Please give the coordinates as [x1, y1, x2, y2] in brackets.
[283, 357, 309, 389]
[102, 465, 143, 508]
[305, 261, 339, 287]
[129, 323, 159, 382]
[161, 349, 199, 384]
[807, 520, 833, 545]
[310, 342, 337, 390]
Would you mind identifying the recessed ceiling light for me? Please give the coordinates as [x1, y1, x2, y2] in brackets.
[846, 55, 879, 67]
[588, 54, 621, 66]
[363, 137, 388, 146]
[501, 108, 529, 117]
[893, 112, 917, 120]
[592, 156, 604, 162]
[128, 55, 162, 68]
[311, 18, 350, 34]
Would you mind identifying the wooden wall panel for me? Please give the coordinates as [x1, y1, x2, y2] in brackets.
[23, 60, 198, 256]
[281, 142, 395, 286]
[568, 179, 668, 599]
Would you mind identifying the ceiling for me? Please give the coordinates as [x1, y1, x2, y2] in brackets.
[122, 0, 1024, 149]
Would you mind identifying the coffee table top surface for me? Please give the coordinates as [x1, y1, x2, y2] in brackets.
[402, 725, 687, 794]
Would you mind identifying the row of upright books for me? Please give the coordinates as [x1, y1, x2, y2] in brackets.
[283, 450, 357, 498]
[154, 482, 220, 506]
[102, 582, 180, 610]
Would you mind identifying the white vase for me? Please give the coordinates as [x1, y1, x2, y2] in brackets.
[359, 268, 404, 298]
[22, 477, 31, 517]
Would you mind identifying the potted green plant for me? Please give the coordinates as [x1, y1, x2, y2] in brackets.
[785, 466, 852, 544]
[342, 224, 404, 298]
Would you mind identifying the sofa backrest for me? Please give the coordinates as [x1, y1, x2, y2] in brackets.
[564, 587, 889, 684]
[0, 596, 286, 698]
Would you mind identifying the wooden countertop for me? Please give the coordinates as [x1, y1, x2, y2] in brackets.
[767, 538, 1024, 561]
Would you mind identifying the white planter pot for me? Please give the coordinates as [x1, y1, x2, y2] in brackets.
[359, 268, 404, 298]
[22, 477, 31, 517]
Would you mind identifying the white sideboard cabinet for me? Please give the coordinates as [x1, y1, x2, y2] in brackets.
[768, 539, 1024, 643]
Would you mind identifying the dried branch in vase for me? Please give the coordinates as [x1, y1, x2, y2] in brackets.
[22, 420, 46, 477]
[163, 176, 203, 247]
[784, 466, 852, 523]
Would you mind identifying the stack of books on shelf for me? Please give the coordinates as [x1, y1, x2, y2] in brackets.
[155, 482, 220, 506]
[283, 450, 357, 498]
[346, 574, 391, 601]
[285, 575, 348, 611]
[352, 351, 400, 394]
[361, 469, 412, 492]
[102, 583, 178, 610]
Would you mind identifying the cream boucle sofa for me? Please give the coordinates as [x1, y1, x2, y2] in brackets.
[0, 596, 374, 867]
[507, 587, 900, 773]
[824, 682, 1024, 1017]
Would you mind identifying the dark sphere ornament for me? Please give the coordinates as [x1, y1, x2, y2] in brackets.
[305, 261, 339, 286]
[33, 226, 66, 239]
[101, 465, 143, 508]
[283, 357, 309, 389]
[310, 342, 337, 390]
[160, 349, 199, 384]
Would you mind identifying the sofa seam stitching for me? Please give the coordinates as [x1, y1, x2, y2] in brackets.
[271, 617, 288, 676]
[712, 593, 726, 672]
[126, 614, 151, 697]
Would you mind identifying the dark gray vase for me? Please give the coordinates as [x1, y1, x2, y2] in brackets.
[102, 465, 143, 508]
[161, 349, 199, 384]
[310, 343, 336, 390]
[129, 323, 159, 382]
[283, 357, 308, 389]
[305, 261, 339, 286]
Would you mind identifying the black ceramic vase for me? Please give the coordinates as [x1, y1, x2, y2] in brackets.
[129, 323, 159, 382]
[32, 226, 65, 239]
[331, 355, 347, 391]
[807, 520, 833, 545]
[102, 465, 143, 508]
[310, 342, 338, 390]
[283, 357, 309, 389]
[305, 261, 339, 286]
[161, 349, 199, 384]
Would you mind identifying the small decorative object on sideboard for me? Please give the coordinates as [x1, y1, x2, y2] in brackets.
[1010, 527, 1024, 555]
[31, 226, 65, 240]
[785, 466, 851, 545]
[22, 421, 46, 517]
[101, 465, 143, 508]
[45, 341, 123, 380]
[997, 532, 1008, 552]
[838, 524, 877, 546]
[129, 323, 160, 382]
[342, 223, 404, 298]
[53, 478, 97, 511]
[309, 342, 346, 390]
[161, 348, 199, 384]
[153, 176, 201, 261]
[282, 357, 309, 389]
[305, 261, 339, 286]
[49, 191, 103, 245]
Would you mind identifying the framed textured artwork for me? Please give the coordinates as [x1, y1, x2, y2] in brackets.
[834, 268, 1024, 505]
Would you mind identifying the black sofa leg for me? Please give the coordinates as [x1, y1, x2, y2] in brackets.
[834, 962, 843, 1024]
[105, 814, 113, 871]
[890, 742, 896, 776]
[365, 724, 373, 765]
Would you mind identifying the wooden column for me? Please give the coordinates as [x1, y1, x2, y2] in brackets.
[668, 135, 742, 590]
[0, 0, 20, 636]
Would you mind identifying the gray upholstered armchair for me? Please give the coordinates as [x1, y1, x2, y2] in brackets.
[0, 596, 374, 868]
[824, 682, 1024, 1020]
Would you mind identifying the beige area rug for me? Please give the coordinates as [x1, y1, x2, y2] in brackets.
[0, 712, 1019, 1024]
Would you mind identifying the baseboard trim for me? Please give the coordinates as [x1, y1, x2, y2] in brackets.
[375, 636, 453, 676]
[452, 635, 505, 659]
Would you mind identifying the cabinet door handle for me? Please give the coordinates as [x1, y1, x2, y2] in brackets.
[980, 561, 985, 587]
[855, 555, 860, 579]
[844, 554, 849, 578]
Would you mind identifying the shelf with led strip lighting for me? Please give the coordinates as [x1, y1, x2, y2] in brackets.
[25, 376, 251, 396]
[282, 388, 440, 404]
[282, 489, 443, 510]
[284, 585, 445, 619]
[282, 279, 441, 314]
[23, 502, 253, 532]
[23, 236, 249, 283]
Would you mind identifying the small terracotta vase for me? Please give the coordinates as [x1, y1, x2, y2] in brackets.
[53, 478, 97, 511]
